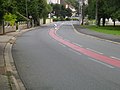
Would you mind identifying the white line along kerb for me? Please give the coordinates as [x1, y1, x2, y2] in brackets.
[89, 58, 115, 69]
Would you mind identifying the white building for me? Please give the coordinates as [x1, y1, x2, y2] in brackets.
[47, 0, 60, 4]
[79, 0, 88, 5]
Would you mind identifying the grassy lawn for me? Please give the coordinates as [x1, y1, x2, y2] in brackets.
[83, 25, 120, 35]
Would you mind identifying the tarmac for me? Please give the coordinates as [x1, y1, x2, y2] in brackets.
[0, 24, 120, 90]
[73, 24, 120, 44]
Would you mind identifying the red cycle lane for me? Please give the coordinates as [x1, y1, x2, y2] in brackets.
[49, 29, 120, 68]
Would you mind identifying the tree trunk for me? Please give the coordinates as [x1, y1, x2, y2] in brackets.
[2, 21, 5, 34]
[102, 18, 105, 27]
[97, 18, 101, 26]
[113, 20, 116, 27]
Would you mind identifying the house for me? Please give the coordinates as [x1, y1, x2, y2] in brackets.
[47, 0, 60, 4]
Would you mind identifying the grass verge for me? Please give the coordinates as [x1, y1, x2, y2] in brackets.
[83, 25, 120, 35]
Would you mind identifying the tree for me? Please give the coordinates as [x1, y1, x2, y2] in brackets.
[0, 0, 16, 24]
[0, 0, 4, 25]
[87, 0, 120, 26]
[51, 4, 72, 19]
[4, 13, 17, 26]
[65, 8, 72, 17]
[51, 4, 61, 18]
[16, 0, 52, 25]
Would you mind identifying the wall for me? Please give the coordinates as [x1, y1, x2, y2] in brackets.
[18, 22, 27, 30]
[5, 26, 16, 33]
[0, 26, 3, 34]
[45, 19, 53, 24]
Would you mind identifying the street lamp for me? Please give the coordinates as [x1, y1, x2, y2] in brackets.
[79, 1, 81, 25]
[81, 0, 84, 25]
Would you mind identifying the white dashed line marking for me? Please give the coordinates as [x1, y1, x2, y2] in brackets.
[59, 43, 66, 47]
[69, 48, 82, 55]
[110, 56, 120, 61]
[86, 48, 103, 54]
[88, 58, 115, 68]
[72, 42, 83, 47]
[64, 39, 70, 42]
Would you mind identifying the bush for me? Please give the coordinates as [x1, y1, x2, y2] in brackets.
[53, 18, 61, 21]
[72, 18, 79, 21]
[65, 18, 71, 21]
[53, 17, 66, 21]
[4, 13, 17, 26]
[60, 16, 65, 21]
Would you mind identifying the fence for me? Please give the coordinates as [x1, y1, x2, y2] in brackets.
[0, 19, 53, 34]
[18, 22, 27, 30]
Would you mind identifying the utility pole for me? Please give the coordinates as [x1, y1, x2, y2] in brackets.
[79, 0, 84, 25]
[79, 0, 81, 25]
[2, 20, 5, 34]
[81, 0, 84, 25]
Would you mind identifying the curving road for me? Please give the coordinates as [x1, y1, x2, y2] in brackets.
[12, 21, 120, 90]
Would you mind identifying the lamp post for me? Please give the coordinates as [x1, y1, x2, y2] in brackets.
[79, 0, 81, 25]
[81, 0, 84, 25]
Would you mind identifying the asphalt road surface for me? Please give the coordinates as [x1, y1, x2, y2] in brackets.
[12, 21, 120, 90]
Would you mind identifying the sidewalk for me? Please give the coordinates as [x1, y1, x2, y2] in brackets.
[0, 34, 14, 90]
[73, 24, 120, 43]
[0, 28, 35, 90]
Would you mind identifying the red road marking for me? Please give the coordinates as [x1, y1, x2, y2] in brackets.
[49, 29, 120, 68]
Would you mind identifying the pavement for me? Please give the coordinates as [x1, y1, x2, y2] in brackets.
[73, 24, 120, 44]
[0, 28, 35, 90]
[0, 23, 120, 90]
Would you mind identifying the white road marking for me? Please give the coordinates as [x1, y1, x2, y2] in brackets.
[69, 48, 82, 55]
[86, 48, 103, 54]
[88, 58, 115, 68]
[110, 56, 120, 61]
[64, 39, 70, 42]
[72, 23, 120, 45]
[72, 42, 83, 47]
[59, 43, 66, 47]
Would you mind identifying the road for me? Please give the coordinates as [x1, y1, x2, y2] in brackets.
[12, 21, 120, 90]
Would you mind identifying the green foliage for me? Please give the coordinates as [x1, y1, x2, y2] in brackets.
[71, 18, 79, 21]
[53, 18, 61, 22]
[0, 0, 4, 24]
[87, 0, 120, 26]
[51, 4, 72, 18]
[53, 17, 65, 21]
[4, 13, 17, 26]
[65, 18, 71, 21]
[0, 0, 17, 25]
[0, 0, 52, 25]
[84, 25, 120, 35]
[87, 0, 96, 19]
[15, 0, 52, 25]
